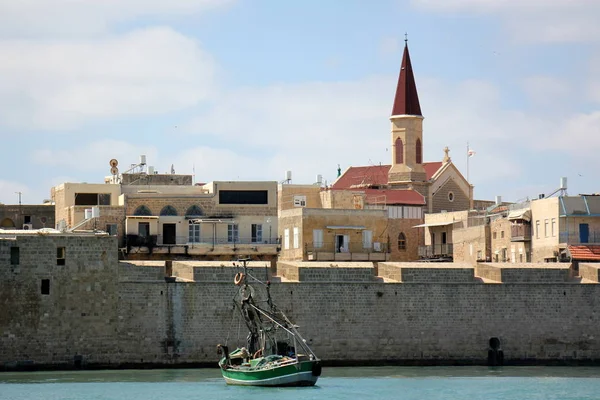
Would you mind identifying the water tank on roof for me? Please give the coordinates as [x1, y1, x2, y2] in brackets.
[285, 170, 292, 181]
[495, 195, 502, 205]
[560, 177, 568, 190]
[140, 155, 147, 165]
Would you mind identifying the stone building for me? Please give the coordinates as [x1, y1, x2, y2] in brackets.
[332, 41, 472, 215]
[0, 203, 55, 230]
[531, 194, 600, 264]
[52, 168, 279, 261]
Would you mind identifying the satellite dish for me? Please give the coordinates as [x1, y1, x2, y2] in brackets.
[109, 159, 119, 168]
[110, 167, 119, 175]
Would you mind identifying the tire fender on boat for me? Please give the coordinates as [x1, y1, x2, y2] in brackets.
[234, 272, 244, 285]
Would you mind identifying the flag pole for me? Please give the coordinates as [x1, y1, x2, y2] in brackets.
[466, 142, 470, 183]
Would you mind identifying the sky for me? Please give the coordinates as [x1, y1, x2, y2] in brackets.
[1, 0, 599, 205]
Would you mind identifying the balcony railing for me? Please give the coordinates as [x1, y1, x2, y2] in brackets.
[418, 244, 453, 258]
[305, 241, 389, 254]
[156, 235, 280, 246]
[559, 230, 600, 244]
[511, 224, 532, 241]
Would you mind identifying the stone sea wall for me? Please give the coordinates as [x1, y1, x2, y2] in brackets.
[1, 236, 600, 370]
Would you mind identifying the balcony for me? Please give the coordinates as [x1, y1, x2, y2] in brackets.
[418, 244, 453, 259]
[511, 224, 532, 242]
[125, 234, 280, 256]
[305, 241, 389, 261]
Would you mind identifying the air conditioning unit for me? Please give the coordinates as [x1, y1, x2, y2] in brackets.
[22, 224, 33, 230]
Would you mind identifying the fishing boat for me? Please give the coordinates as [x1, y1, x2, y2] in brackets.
[217, 259, 321, 387]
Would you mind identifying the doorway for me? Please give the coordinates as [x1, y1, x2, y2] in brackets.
[163, 223, 176, 245]
[336, 234, 349, 252]
[580, 223, 589, 243]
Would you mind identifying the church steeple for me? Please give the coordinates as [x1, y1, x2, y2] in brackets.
[388, 36, 427, 192]
[391, 39, 422, 117]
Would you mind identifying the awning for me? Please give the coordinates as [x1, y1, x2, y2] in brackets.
[126, 216, 159, 220]
[412, 221, 455, 228]
[508, 209, 531, 222]
[189, 218, 235, 224]
[326, 225, 366, 230]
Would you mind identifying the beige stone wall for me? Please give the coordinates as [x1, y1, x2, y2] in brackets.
[320, 190, 365, 210]
[453, 225, 489, 264]
[490, 218, 513, 262]
[580, 263, 600, 282]
[278, 184, 322, 213]
[387, 219, 422, 261]
[531, 197, 560, 262]
[475, 263, 571, 283]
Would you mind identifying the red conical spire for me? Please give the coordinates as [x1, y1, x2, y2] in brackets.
[391, 39, 422, 116]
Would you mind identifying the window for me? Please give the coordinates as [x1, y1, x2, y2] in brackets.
[10, 247, 19, 265]
[293, 196, 306, 207]
[185, 205, 203, 216]
[134, 205, 152, 216]
[551, 218, 556, 237]
[476, 250, 482, 260]
[228, 224, 239, 243]
[160, 205, 178, 216]
[105, 224, 118, 236]
[501, 231, 504, 239]
[24, 215, 31, 224]
[448, 192, 454, 202]
[493, 232, 497, 239]
[219, 190, 268, 205]
[415, 138, 422, 164]
[313, 229, 323, 248]
[544, 219, 549, 238]
[188, 223, 200, 243]
[398, 232, 406, 250]
[251, 224, 263, 243]
[41, 279, 50, 295]
[74, 193, 111, 206]
[57, 247, 66, 266]
[284, 229, 290, 250]
[395, 138, 404, 164]
[293, 227, 299, 249]
[535, 220, 540, 239]
[362, 230, 373, 249]
[138, 222, 150, 238]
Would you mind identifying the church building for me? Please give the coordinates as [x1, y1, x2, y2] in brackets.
[332, 40, 473, 214]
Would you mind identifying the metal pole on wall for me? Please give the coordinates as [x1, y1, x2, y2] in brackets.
[466, 142, 470, 183]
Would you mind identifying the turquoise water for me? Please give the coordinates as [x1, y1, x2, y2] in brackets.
[1, 367, 600, 400]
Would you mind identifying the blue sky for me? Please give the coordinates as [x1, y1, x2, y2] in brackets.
[1, 0, 599, 204]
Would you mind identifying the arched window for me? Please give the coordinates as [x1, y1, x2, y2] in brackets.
[416, 139, 422, 164]
[160, 205, 178, 216]
[398, 232, 407, 250]
[185, 205, 203, 216]
[1, 218, 15, 228]
[395, 138, 404, 164]
[133, 205, 152, 216]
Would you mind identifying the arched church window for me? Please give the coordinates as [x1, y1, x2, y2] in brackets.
[160, 205, 178, 216]
[416, 139, 422, 164]
[133, 205, 152, 216]
[185, 205, 203, 216]
[395, 138, 404, 164]
[398, 232, 407, 250]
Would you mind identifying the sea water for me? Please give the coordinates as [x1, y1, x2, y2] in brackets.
[1, 366, 600, 400]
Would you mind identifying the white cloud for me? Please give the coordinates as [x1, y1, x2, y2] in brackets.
[31, 140, 159, 175]
[0, 27, 216, 130]
[412, 0, 600, 43]
[0, 0, 234, 37]
[522, 75, 572, 107]
[544, 111, 600, 156]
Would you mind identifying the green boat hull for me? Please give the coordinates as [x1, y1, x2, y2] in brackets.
[219, 358, 321, 386]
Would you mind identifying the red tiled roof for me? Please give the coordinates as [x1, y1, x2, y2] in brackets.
[423, 162, 443, 180]
[568, 245, 600, 261]
[332, 162, 442, 190]
[392, 43, 422, 116]
[363, 189, 425, 205]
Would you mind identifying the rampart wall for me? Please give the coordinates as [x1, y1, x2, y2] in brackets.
[2, 239, 600, 370]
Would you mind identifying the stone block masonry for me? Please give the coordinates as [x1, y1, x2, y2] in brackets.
[1, 235, 600, 369]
